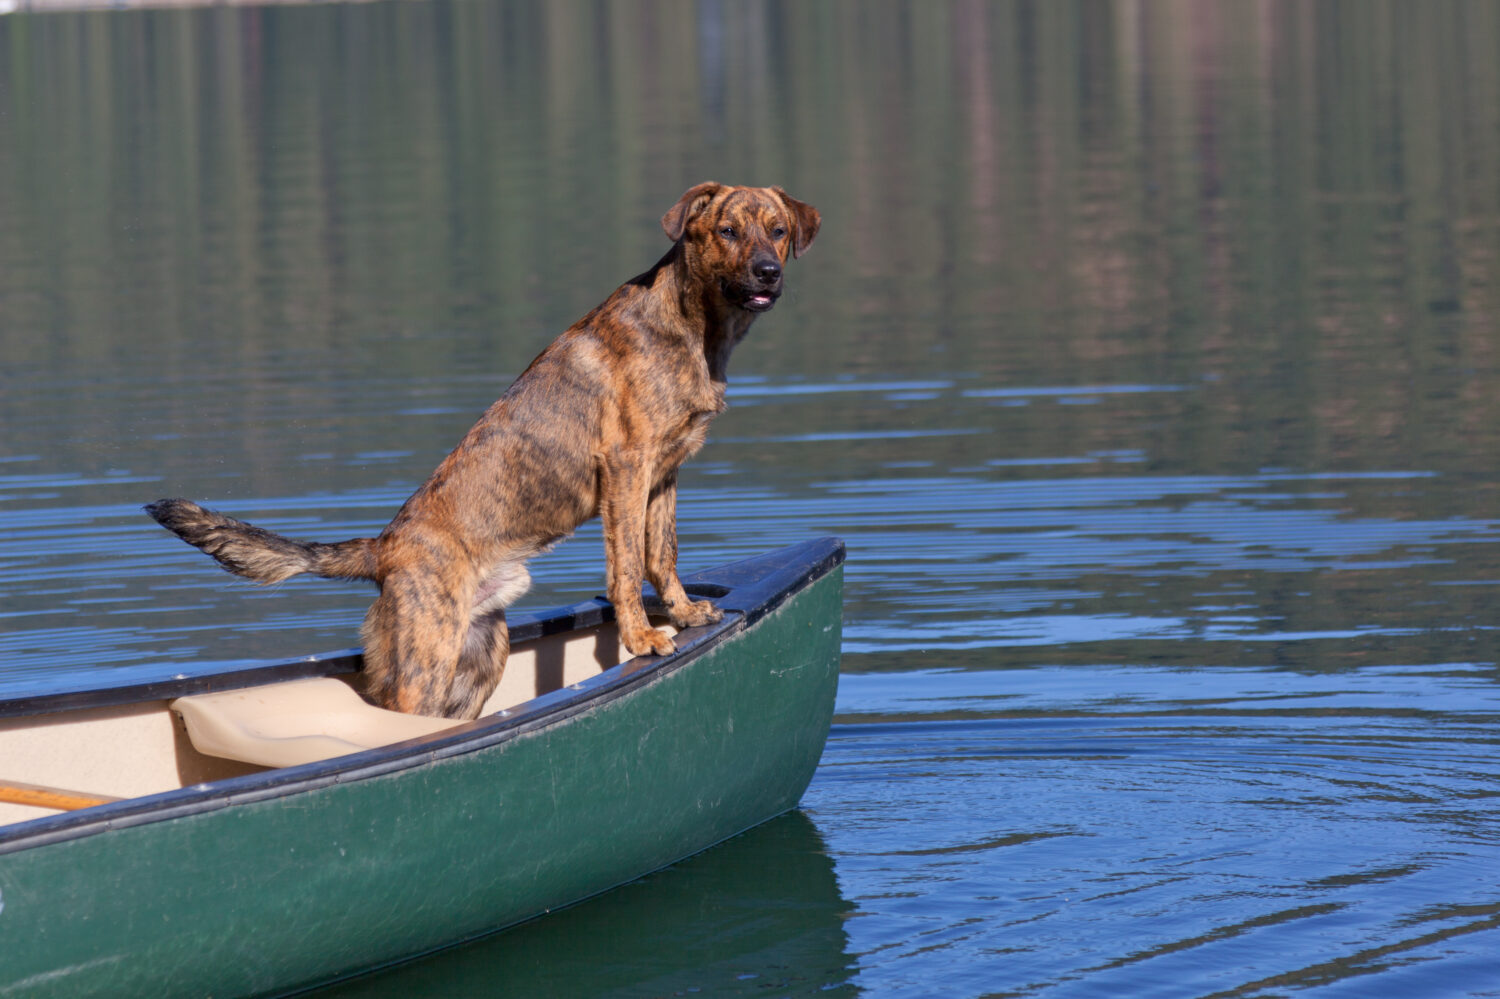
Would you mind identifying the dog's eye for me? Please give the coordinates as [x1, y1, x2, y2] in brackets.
[719, 226, 736, 240]
[772, 226, 787, 239]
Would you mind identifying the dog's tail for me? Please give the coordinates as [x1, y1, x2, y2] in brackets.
[145, 498, 377, 584]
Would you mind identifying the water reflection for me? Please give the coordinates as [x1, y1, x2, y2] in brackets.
[317, 811, 856, 998]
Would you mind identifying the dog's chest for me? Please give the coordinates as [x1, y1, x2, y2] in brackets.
[642, 366, 724, 460]
[654, 408, 716, 470]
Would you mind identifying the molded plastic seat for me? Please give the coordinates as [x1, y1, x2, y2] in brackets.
[172, 677, 457, 769]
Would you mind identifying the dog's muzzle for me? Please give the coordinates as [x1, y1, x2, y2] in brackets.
[730, 255, 783, 312]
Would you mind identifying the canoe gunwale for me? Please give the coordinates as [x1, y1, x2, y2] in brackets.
[0, 537, 845, 856]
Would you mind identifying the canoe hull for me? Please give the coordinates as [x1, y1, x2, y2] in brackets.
[0, 550, 842, 998]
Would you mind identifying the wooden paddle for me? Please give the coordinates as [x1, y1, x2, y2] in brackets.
[0, 780, 120, 812]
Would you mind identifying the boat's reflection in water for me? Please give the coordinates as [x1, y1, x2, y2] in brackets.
[320, 809, 856, 998]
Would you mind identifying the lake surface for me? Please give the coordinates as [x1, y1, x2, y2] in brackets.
[4, 1, 1500, 995]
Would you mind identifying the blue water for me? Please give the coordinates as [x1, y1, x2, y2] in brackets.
[5, 1, 1500, 995]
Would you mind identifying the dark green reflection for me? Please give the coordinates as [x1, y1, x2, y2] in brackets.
[315, 811, 856, 998]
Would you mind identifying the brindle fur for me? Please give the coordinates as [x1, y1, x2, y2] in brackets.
[147, 183, 820, 720]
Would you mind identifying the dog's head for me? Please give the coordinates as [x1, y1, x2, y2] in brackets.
[662, 183, 821, 314]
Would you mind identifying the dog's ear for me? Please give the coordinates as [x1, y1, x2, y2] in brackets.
[661, 182, 723, 242]
[773, 187, 821, 258]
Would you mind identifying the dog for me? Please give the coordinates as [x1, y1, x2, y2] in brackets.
[147, 182, 820, 720]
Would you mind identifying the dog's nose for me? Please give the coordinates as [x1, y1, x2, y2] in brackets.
[753, 258, 782, 283]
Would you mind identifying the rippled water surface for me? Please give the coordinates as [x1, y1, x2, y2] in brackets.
[4, 2, 1500, 995]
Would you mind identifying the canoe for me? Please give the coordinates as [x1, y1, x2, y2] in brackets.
[0, 537, 845, 998]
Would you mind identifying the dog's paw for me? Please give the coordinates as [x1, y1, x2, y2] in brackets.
[623, 625, 677, 657]
[669, 599, 723, 628]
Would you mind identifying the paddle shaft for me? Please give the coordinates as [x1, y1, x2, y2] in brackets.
[0, 780, 119, 811]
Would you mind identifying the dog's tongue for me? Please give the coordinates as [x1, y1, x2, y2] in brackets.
[750, 293, 773, 308]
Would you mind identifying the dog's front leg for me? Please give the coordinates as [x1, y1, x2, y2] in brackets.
[646, 473, 724, 629]
[600, 454, 677, 656]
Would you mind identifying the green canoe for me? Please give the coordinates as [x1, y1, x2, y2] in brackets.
[0, 538, 844, 998]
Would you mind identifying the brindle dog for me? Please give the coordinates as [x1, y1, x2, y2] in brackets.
[147, 183, 820, 720]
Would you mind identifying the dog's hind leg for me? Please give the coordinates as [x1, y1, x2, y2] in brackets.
[445, 609, 510, 720]
[439, 560, 531, 719]
[359, 571, 470, 718]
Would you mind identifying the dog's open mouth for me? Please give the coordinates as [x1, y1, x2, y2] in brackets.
[721, 277, 780, 313]
[724, 282, 780, 312]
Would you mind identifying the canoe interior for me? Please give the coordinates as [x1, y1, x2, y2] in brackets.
[0, 616, 672, 828]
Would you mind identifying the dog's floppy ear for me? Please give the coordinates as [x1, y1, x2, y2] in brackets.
[661, 182, 723, 242]
[773, 187, 821, 258]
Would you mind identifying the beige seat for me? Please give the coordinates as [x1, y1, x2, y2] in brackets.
[171, 677, 458, 769]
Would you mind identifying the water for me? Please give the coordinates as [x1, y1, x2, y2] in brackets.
[4, 1, 1500, 995]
